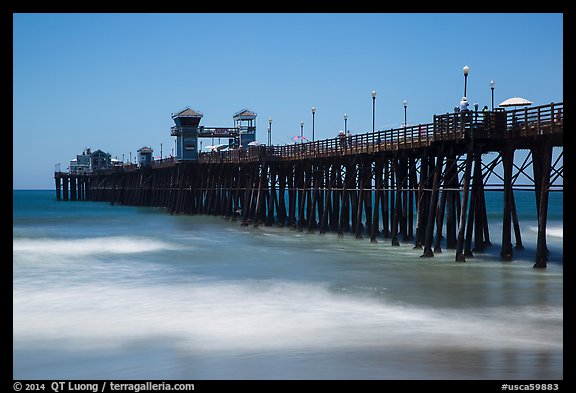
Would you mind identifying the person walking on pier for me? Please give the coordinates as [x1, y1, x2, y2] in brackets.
[482, 105, 490, 128]
[459, 97, 471, 130]
[338, 130, 347, 149]
[460, 96, 470, 112]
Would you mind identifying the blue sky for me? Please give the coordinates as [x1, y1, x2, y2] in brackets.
[13, 13, 563, 189]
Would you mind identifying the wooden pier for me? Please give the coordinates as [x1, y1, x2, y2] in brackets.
[55, 102, 563, 268]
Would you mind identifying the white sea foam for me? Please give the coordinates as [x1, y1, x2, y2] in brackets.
[13, 236, 179, 259]
[528, 225, 563, 238]
[547, 226, 563, 238]
[13, 279, 562, 354]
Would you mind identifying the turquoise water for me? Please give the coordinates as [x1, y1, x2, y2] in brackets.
[13, 190, 563, 379]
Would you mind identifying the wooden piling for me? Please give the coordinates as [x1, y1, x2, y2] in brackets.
[307, 164, 320, 234]
[472, 150, 486, 252]
[363, 160, 373, 240]
[414, 153, 428, 249]
[382, 158, 390, 238]
[510, 191, 524, 249]
[55, 176, 62, 200]
[331, 164, 342, 233]
[355, 161, 365, 239]
[277, 164, 287, 226]
[391, 156, 400, 246]
[534, 140, 552, 268]
[501, 144, 514, 261]
[408, 156, 416, 240]
[320, 165, 332, 234]
[62, 176, 69, 201]
[400, 156, 408, 242]
[455, 150, 473, 262]
[371, 159, 383, 243]
[433, 188, 447, 253]
[422, 151, 443, 257]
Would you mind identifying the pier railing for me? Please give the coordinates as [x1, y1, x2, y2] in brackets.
[198, 102, 561, 164]
[505, 102, 562, 137]
[199, 123, 436, 164]
[56, 102, 562, 170]
[152, 156, 176, 168]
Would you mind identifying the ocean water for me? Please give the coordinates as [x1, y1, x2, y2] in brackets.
[13, 190, 563, 380]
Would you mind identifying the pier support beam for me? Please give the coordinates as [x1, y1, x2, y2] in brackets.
[408, 156, 416, 240]
[391, 157, 400, 246]
[62, 176, 69, 201]
[319, 164, 331, 234]
[510, 191, 524, 250]
[455, 151, 473, 262]
[414, 154, 427, 249]
[422, 151, 443, 257]
[500, 145, 514, 261]
[371, 159, 383, 243]
[533, 140, 553, 268]
[355, 162, 365, 239]
[278, 165, 287, 226]
[55, 176, 62, 200]
[445, 155, 457, 249]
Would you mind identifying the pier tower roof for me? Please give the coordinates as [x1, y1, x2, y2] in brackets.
[172, 107, 203, 128]
[233, 109, 257, 121]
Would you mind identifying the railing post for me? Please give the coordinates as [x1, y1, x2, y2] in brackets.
[433, 115, 437, 143]
[403, 126, 407, 149]
[550, 102, 555, 134]
[524, 107, 528, 136]
[537, 106, 541, 135]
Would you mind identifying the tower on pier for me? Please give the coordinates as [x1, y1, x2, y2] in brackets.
[233, 109, 257, 148]
[171, 107, 203, 160]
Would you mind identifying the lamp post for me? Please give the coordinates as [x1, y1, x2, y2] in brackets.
[344, 113, 348, 134]
[160, 143, 163, 161]
[268, 117, 272, 146]
[403, 99, 407, 127]
[311, 106, 316, 142]
[300, 121, 304, 143]
[463, 65, 470, 97]
[490, 80, 495, 110]
[371, 90, 377, 133]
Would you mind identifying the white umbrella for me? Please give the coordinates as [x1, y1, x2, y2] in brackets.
[499, 97, 533, 107]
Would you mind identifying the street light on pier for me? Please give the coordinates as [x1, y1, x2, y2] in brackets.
[490, 80, 495, 110]
[403, 99, 408, 127]
[344, 113, 348, 134]
[311, 106, 316, 142]
[268, 117, 272, 146]
[300, 121, 304, 143]
[463, 65, 470, 98]
[371, 90, 377, 133]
